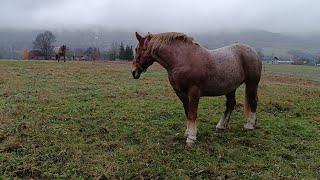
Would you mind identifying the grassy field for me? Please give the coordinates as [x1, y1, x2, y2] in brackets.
[0, 61, 319, 179]
[264, 64, 320, 82]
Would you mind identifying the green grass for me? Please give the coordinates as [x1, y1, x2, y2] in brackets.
[264, 64, 320, 82]
[1, 60, 320, 179]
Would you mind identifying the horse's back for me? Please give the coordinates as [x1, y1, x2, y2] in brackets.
[199, 44, 261, 95]
[210, 44, 262, 82]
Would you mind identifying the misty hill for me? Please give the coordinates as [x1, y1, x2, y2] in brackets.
[1, 29, 320, 59]
[194, 30, 320, 56]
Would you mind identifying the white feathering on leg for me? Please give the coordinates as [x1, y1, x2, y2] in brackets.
[186, 121, 197, 144]
[244, 112, 256, 130]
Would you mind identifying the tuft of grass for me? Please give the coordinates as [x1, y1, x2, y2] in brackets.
[0, 60, 320, 179]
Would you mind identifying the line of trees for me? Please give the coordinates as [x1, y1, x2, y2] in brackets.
[27, 31, 134, 61]
[104, 42, 134, 61]
[118, 42, 134, 60]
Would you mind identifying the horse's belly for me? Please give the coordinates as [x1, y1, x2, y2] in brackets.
[201, 78, 243, 96]
[202, 86, 238, 96]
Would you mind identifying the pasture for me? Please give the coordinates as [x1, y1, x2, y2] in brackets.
[0, 61, 320, 179]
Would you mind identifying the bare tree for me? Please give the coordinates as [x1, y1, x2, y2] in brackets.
[33, 31, 56, 60]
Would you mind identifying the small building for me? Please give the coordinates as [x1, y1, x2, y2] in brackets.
[268, 57, 293, 64]
[277, 60, 294, 64]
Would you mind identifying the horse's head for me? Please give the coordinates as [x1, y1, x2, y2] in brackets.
[132, 32, 154, 79]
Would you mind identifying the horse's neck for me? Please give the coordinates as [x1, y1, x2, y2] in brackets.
[156, 43, 198, 71]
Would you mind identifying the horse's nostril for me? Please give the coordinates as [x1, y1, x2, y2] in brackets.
[132, 70, 136, 77]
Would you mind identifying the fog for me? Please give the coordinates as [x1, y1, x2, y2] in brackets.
[0, 0, 319, 33]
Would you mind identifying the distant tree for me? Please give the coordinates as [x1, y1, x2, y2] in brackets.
[85, 47, 100, 61]
[21, 49, 29, 60]
[107, 42, 119, 60]
[119, 42, 126, 60]
[92, 48, 101, 60]
[288, 49, 315, 64]
[125, 45, 134, 60]
[33, 31, 56, 60]
[0, 53, 2, 59]
[74, 48, 85, 60]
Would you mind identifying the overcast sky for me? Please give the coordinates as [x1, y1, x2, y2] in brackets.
[0, 0, 318, 33]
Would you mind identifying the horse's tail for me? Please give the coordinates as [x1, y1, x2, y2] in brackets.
[244, 85, 251, 117]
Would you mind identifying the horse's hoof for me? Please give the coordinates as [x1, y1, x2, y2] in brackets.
[215, 124, 229, 132]
[186, 137, 196, 147]
[244, 123, 255, 130]
[215, 127, 227, 132]
[186, 141, 195, 147]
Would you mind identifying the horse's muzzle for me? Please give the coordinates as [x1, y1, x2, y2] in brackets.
[132, 70, 140, 79]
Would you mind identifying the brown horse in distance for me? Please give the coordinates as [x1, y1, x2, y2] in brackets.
[54, 45, 67, 62]
[132, 32, 262, 146]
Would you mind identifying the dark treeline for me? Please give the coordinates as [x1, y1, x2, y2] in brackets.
[69, 42, 133, 61]
[19, 30, 134, 61]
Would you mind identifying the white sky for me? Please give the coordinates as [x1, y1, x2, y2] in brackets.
[0, 0, 319, 33]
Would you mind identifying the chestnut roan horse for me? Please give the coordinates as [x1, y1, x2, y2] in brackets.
[54, 45, 67, 62]
[132, 32, 262, 146]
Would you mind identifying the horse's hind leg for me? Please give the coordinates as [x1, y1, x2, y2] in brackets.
[244, 83, 258, 130]
[216, 90, 236, 131]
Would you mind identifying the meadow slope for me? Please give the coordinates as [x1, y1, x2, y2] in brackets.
[0, 61, 319, 179]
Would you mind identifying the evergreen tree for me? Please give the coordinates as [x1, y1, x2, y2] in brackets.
[130, 46, 134, 60]
[119, 42, 126, 60]
[125, 45, 134, 60]
[107, 42, 119, 60]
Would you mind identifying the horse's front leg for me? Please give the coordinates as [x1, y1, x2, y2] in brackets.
[186, 87, 200, 146]
[175, 92, 189, 137]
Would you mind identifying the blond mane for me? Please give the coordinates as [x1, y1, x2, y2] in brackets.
[146, 32, 198, 55]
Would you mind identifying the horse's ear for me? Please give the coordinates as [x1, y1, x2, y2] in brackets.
[135, 32, 143, 43]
